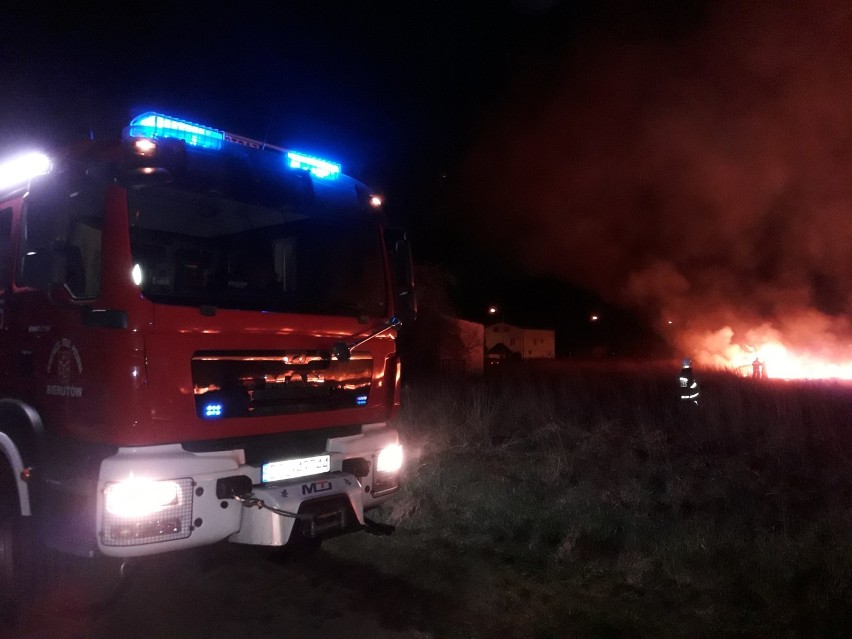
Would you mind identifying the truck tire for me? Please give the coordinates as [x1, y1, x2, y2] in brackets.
[0, 462, 24, 624]
[0, 462, 132, 616]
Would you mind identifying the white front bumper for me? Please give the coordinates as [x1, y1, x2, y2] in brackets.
[228, 472, 365, 546]
[95, 426, 400, 557]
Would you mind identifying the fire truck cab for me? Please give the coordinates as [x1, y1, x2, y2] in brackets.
[0, 112, 412, 614]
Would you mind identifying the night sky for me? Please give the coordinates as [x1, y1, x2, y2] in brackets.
[3, 1, 850, 361]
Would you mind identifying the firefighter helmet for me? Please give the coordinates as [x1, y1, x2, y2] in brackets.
[682, 358, 692, 368]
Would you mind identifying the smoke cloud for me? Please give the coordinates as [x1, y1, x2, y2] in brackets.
[456, 1, 852, 372]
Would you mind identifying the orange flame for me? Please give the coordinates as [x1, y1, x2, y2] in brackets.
[684, 323, 852, 380]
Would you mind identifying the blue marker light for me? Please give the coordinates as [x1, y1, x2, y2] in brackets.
[356, 395, 368, 406]
[204, 403, 223, 418]
[128, 112, 225, 150]
[286, 151, 341, 179]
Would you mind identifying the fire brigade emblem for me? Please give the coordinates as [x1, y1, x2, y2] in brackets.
[46, 338, 84, 398]
[56, 350, 73, 384]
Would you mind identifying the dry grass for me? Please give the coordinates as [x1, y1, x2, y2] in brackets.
[332, 361, 852, 638]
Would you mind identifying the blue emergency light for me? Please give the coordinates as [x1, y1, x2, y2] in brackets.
[286, 152, 341, 179]
[127, 111, 342, 179]
[128, 112, 225, 150]
[203, 403, 223, 418]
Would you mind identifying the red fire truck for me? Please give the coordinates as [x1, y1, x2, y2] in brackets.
[0, 112, 414, 615]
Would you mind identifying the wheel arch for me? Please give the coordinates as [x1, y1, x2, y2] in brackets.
[0, 400, 45, 517]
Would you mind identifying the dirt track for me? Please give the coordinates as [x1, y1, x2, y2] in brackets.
[4, 537, 444, 639]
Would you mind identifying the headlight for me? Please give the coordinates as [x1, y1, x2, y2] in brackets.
[375, 444, 403, 474]
[104, 478, 180, 517]
[372, 444, 403, 498]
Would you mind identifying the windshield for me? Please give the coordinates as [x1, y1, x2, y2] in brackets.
[126, 184, 387, 317]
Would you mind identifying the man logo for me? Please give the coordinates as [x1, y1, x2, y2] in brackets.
[302, 480, 333, 495]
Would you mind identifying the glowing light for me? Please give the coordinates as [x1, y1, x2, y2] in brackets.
[356, 395, 368, 406]
[128, 111, 225, 150]
[204, 403, 223, 418]
[126, 112, 348, 185]
[131, 263, 143, 286]
[104, 478, 180, 517]
[134, 139, 157, 154]
[0, 152, 51, 191]
[376, 444, 403, 473]
[286, 151, 341, 179]
[370, 195, 383, 208]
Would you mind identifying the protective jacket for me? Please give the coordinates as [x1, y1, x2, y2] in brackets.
[679, 365, 699, 404]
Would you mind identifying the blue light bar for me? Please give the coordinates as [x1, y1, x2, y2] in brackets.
[128, 112, 225, 150]
[126, 111, 345, 180]
[356, 395, 368, 406]
[286, 151, 341, 179]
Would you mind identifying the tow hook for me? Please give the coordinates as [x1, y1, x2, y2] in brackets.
[363, 517, 395, 536]
[216, 475, 253, 499]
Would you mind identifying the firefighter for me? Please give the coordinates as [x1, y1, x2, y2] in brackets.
[752, 357, 763, 379]
[679, 358, 699, 405]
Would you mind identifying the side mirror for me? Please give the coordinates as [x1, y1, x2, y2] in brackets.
[384, 229, 417, 326]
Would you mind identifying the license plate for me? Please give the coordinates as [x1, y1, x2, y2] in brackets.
[262, 454, 330, 483]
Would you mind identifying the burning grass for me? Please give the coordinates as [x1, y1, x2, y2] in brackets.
[331, 361, 852, 638]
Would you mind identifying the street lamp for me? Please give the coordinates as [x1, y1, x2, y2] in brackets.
[487, 305, 504, 325]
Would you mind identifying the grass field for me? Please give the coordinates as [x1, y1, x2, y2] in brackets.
[330, 361, 852, 638]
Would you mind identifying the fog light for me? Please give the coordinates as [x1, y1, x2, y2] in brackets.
[376, 444, 403, 474]
[102, 477, 194, 546]
[105, 478, 180, 517]
[372, 445, 403, 498]
[111, 517, 182, 542]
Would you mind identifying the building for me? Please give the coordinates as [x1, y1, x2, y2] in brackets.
[485, 322, 555, 363]
[400, 312, 485, 377]
[444, 317, 485, 375]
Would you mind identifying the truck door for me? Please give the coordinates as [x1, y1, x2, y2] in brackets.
[9, 173, 110, 438]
